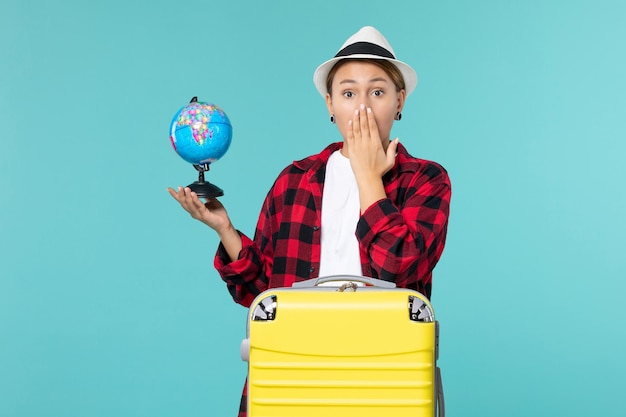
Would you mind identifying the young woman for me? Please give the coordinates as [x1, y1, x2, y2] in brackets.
[168, 26, 451, 416]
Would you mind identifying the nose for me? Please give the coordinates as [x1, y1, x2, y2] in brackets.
[358, 102, 371, 115]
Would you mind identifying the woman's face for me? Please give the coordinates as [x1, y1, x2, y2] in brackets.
[326, 61, 406, 144]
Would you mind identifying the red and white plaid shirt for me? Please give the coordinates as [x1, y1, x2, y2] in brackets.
[215, 141, 451, 305]
[214, 141, 451, 417]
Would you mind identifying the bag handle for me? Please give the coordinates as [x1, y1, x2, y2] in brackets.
[291, 275, 397, 289]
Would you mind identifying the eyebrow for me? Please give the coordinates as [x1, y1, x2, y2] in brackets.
[339, 77, 390, 85]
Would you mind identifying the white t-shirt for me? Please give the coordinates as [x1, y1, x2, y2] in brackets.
[318, 150, 363, 277]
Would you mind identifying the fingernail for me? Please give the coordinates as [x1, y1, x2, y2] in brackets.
[360, 104, 365, 110]
[367, 107, 372, 113]
[348, 120, 353, 126]
[354, 109, 359, 115]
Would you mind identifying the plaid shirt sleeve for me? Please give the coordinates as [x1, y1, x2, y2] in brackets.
[356, 161, 451, 294]
[214, 187, 277, 308]
[213, 146, 331, 309]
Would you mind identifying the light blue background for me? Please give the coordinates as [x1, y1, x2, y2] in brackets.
[2, 1, 625, 416]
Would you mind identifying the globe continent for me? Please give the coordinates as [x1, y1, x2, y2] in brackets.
[169, 102, 232, 165]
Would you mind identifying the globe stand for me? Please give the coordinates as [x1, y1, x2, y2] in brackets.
[187, 163, 224, 198]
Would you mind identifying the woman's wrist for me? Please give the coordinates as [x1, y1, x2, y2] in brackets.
[216, 222, 237, 240]
[356, 176, 387, 213]
[216, 223, 243, 262]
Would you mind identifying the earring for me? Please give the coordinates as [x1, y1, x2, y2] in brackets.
[330, 114, 336, 124]
[395, 112, 402, 121]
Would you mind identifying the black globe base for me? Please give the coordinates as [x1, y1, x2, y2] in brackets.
[188, 163, 223, 198]
[187, 180, 224, 198]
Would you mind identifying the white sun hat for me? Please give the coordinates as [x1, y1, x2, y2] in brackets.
[313, 26, 418, 97]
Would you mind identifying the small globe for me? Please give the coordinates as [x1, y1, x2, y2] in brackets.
[169, 100, 232, 165]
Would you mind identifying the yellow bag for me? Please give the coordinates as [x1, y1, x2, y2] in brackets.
[241, 276, 445, 417]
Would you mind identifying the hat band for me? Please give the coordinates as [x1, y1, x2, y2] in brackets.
[335, 41, 395, 59]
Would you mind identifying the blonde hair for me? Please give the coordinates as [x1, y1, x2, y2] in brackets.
[325, 58, 406, 96]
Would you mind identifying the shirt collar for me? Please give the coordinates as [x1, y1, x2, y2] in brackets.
[292, 141, 416, 177]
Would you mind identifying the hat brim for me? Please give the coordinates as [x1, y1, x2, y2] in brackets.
[313, 54, 418, 98]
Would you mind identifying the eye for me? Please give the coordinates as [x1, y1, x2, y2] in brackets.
[343, 91, 354, 98]
[372, 89, 384, 97]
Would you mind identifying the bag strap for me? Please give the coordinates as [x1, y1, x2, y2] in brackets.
[435, 366, 445, 417]
[435, 320, 445, 417]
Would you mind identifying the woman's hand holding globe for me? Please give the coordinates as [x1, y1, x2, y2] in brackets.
[167, 98, 241, 261]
